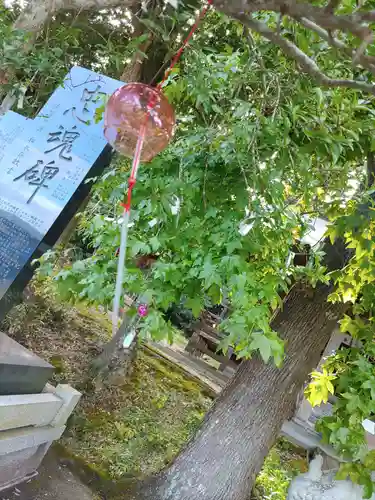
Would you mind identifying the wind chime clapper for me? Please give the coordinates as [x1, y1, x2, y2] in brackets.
[104, 83, 176, 335]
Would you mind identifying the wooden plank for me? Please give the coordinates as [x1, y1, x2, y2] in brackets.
[200, 322, 227, 339]
[193, 341, 231, 365]
[205, 311, 222, 322]
[144, 343, 225, 395]
[0, 393, 63, 431]
[196, 330, 220, 344]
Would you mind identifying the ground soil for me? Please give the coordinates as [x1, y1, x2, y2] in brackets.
[2, 448, 98, 500]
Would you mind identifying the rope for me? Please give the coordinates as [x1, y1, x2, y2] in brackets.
[112, 0, 214, 335]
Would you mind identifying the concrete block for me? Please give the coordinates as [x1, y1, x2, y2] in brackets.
[295, 398, 313, 423]
[0, 332, 54, 395]
[0, 445, 41, 492]
[281, 419, 322, 450]
[0, 470, 38, 493]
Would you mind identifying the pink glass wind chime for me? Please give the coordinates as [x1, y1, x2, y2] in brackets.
[104, 0, 213, 335]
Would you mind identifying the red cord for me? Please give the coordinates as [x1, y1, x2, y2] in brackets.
[156, 0, 214, 92]
[120, 177, 136, 211]
[120, 0, 213, 215]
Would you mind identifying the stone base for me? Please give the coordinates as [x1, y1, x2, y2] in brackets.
[0, 443, 48, 492]
[0, 470, 38, 493]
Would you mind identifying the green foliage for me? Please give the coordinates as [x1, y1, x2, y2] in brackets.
[44, 17, 374, 365]
[0, 2, 181, 116]
[0, 21, 70, 115]
[33, 8, 374, 371]
[253, 440, 307, 499]
[304, 197, 375, 497]
[305, 368, 336, 407]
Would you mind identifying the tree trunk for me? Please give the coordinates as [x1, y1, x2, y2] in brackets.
[130, 283, 344, 500]
[120, 34, 153, 83]
[91, 311, 138, 386]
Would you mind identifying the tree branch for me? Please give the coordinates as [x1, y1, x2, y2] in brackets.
[15, 0, 137, 33]
[298, 17, 375, 73]
[324, 0, 341, 14]
[12, 0, 375, 98]
[237, 15, 375, 95]
[214, 0, 374, 38]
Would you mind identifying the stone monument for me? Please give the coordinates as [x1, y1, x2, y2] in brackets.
[0, 66, 123, 320]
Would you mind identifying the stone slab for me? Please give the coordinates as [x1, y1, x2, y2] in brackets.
[1, 447, 96, 499]
[0, 393, 63, 431]
[49, 384, 81, 427]
[0, 67, 122, 306]
[0, 332, 54, 395]
[0, 470, 38, 494]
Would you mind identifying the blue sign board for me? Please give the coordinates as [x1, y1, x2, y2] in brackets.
[0, 66, 123, 300]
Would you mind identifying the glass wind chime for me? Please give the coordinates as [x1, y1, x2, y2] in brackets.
[103, 0, 213, 337]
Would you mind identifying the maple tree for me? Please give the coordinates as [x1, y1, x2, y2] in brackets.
[3, 0, 375, 497]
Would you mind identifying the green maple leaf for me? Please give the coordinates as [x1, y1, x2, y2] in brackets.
[186, 296, 204, 318]
[250, 333, 272, 363]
